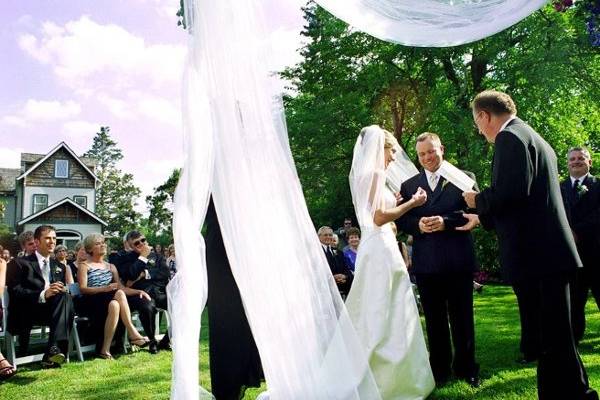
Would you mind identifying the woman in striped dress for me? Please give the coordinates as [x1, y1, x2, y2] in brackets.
[78, 233, 150, 359]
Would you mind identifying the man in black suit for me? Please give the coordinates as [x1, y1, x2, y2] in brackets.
[396, 132, 479, 387]
[6, 225, 74, 367]
[109, 231, 168, 354]
[561, 147, 600, 344]
[318, 226, 353, 297]
[464, 90, 597, 399]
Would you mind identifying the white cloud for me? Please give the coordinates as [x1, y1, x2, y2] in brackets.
[136, 95, 180, 126]
[1, 116, 27, 127]
[62, 120, 100, 139]
[22, 99, 81, 121]
[18, 16, 186, 92]
[1, 99, 81, 128]
[0, 147, 24, 168]
[97, 93, 133, 120]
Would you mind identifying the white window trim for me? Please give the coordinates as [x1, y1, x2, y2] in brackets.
[32, 194, 48, 214]
[55, 159, 69, 178]
[73, 195, 87, 208]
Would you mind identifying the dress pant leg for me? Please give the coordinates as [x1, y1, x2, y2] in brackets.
[537, 274, 597, 400]
[512, 281, 541, 360]
[447, 273, 479, 379]
[45, 292, 75, 353]
[570, 268, 589, 344]
[416, 274, 452, 382]
[127, 296, 157, 341]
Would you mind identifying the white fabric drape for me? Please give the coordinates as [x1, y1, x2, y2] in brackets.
[169, 0, 550, 398]
[169, 0, 380, 399]
[314, 0, 548, 47]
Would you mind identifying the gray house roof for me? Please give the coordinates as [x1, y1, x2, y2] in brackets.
[22, 151, 97, 168]
[0, 168, 20, 192]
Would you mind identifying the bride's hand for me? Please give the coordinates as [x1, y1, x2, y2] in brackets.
[411, 187, 427, 207]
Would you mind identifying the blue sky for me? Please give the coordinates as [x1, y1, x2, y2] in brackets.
[0, 0, 306, 211]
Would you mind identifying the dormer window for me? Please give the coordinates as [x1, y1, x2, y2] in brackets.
[74, 195, 87, 208]
[55, 159, 69, 178]
[33, 194, 48, 214]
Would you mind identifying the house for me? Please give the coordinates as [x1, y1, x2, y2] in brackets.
[0, 142, 107, 249]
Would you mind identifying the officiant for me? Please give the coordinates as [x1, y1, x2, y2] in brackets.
[396, 132, 480, 387]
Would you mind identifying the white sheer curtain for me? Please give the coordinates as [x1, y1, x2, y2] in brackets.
[314, 0, 548, 47]
[169, 0, 380, 399]
[169, 0, 549, 399]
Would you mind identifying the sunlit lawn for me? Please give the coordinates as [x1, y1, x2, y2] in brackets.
[1, 285, 599, 399]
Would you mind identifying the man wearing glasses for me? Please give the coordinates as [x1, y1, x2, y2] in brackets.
[111, 230, 171, 354]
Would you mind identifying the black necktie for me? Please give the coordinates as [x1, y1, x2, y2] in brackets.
[573, 179, 580, 193]
[326, 247, 333, 257]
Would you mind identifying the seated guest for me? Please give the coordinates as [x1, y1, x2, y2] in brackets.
[2, 249, 11, 262]
[318, 226, 353, 297]
[112, 231, 171, 353]
[6, 225, 75, 367]
[54, 245, 76, 281]
[17, 230, 36, 257]
[334, 217, 353, 250]
[72, 241, 89, 278]
[77, 233, 150, 359]
[342, 227, 360, 273]
[0, 258, 16, 380]
[166, 244, 177, 279]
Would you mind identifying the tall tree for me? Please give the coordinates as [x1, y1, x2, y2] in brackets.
[283, 3, 600, 273]
[145, 168, 180, 242]
[84, 127, 142, 239]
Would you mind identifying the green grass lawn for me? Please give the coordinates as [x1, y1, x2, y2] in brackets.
[1, 285, 599, 399]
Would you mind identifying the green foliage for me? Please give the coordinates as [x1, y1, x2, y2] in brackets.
[284, 3, 600, 274]
[83, 127, 142, 240]
[143, 168, 181, 245]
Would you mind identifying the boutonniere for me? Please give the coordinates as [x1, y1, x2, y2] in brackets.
[53, 266, 63, 275]
[441, 179, 450, 190]
[148, 258, 156, 267]
[577, 184, 589, 196]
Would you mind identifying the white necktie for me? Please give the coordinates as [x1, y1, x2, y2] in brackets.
[429, 173, 439, 191]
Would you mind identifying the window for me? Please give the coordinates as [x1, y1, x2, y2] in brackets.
[32, 194, 48, 214]
[55, 159, 69, 178]
[73, 195, 87, 208]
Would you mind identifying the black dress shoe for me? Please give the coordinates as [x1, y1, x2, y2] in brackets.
[157, 337, 171, 351]
[42, 346, 65, 368]
[465, 376, 481, 388]
[517, 356, 537, 365]
[149, 341, 158, 354]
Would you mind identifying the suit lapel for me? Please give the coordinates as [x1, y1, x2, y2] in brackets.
[26, 254, 45, 281]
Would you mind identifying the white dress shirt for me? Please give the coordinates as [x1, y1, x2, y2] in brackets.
[424, 169, 440, 191]
[36, 250, 51, 303]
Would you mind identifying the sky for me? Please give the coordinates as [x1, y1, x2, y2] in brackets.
[0, 0, 307, 212]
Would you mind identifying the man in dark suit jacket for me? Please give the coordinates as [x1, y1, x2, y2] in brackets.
[318, 226, 353, 296]
[561, 147, 600, 344]
[109, 230, 168, 354]
[6, 225, 74, 367]
[396, 132, 479, 387]
[465, 90, 597, 400]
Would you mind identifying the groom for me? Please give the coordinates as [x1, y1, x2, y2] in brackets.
[396, 132, 480, 387]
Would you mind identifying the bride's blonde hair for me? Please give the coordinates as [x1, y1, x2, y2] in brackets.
[383, 129, 399, 149]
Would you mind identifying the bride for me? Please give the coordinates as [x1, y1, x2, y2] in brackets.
[346, 125, 435, 399]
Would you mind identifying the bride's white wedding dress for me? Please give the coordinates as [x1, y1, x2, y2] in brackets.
[346, 127, 435, 399]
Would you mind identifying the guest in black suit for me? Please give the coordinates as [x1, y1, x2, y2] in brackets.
[464, 90, 597, 400]
[5, 225, 75, 367]
[205, 198, 263, 399]
[396, 132, 480, 387]
[110, 231, 169, 354]
[318, 226, 353, 296]
[561, 147, 600, 344]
